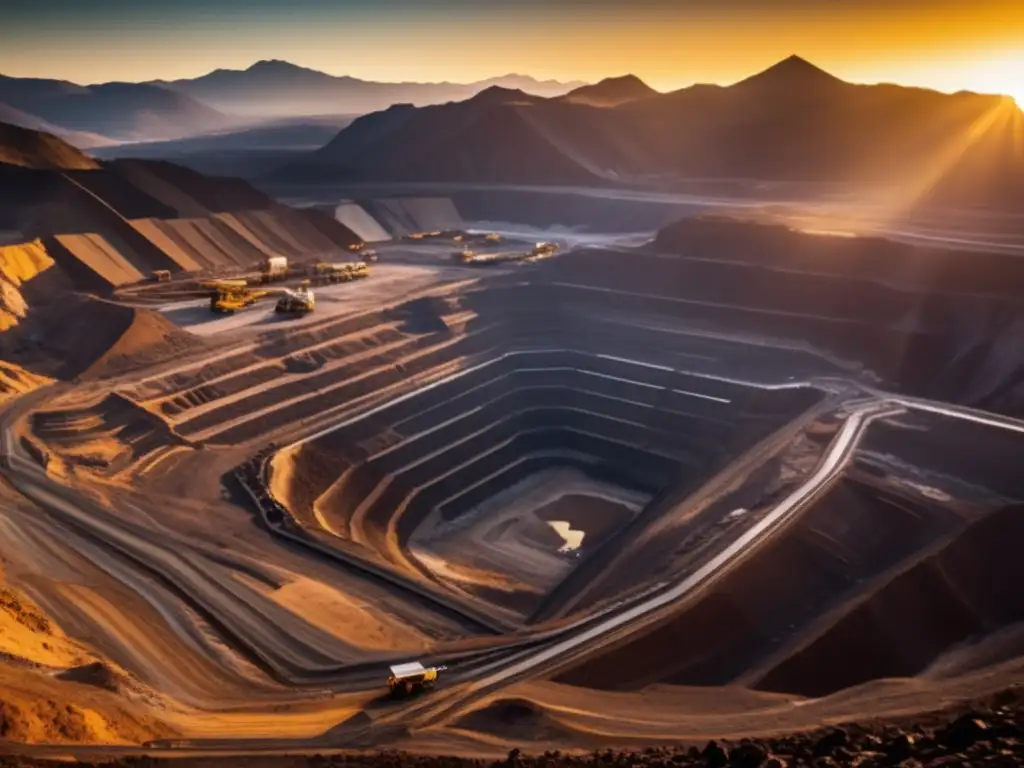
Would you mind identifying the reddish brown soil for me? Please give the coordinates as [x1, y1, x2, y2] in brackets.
[0, 123, 99, 171]
[8, 295, 207, 380]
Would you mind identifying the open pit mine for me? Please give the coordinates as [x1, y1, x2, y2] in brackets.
[0, 119, 1023, 767]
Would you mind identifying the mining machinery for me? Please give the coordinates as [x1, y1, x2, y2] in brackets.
[387, 661, 445, 697]
[209, 285, 268, 314]
[308, 260, 370, 285]
[274, 284, 315, 315]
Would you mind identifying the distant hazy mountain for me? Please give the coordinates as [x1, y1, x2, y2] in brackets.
[0, 102, 115, 149]
[561, 75, 658, 106]
[0, 120, 99, 170]
[93, 114, 355, 159]
[0, 74, 232, 141]
[150, 60, 587, 117]
[277, 55, 1024, 210]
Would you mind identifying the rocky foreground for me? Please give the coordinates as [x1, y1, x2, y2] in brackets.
[3, 687, 1023, 768]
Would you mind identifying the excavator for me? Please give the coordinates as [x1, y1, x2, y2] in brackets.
[209, 284, 268, 314]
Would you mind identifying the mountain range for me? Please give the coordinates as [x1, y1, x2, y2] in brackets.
[146, 60, 587, 117]
[4, 55, 1020, 213]
[0, 74, 232, 143]
[0, 60, 587, 148]
[278, 55, 1023, 210]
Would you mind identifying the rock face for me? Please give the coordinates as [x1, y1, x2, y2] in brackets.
[0, 121, 361, 292]
[560, 216, 1024, 417]
[0, 122, 99, 170]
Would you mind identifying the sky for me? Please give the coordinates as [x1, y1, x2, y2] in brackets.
[2, 0, 1023, 101]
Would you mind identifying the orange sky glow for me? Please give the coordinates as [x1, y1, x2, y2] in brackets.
[1, 1, 1021, 102]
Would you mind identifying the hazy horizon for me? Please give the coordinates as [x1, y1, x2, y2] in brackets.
[2, 0, 1022, 103]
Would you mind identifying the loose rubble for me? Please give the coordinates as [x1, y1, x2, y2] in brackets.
[2, 688, 1022, 767]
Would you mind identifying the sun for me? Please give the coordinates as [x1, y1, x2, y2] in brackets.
[962, 50, 1024, 107]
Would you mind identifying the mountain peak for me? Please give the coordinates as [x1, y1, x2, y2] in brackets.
[738, 55, 844, 89]
[564, 74, 657, 105]
[248, 59, 300, 71]
[467, 85, 536, 105]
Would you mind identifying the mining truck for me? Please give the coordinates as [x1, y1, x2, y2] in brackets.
[275, 285, 315, 315]
[309, 261, 369, 285]
[253, 255, 289, 284]
[387, 661, 444, 697]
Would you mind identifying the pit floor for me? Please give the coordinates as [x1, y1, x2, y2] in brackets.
[409, 467, 651, 616]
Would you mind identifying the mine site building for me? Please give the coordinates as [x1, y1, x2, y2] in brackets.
[387, 661, 442, 697]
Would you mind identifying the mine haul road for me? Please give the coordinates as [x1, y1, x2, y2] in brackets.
[384, 389, 1024, 732]
[0, 382, 898, 756]
[371, 398, 906, 731]
[4, 357, 1024, 757]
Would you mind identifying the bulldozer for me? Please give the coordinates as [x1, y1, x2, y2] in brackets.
[275, 285, 315, 315]
[210, 285, 268, 314]
[387, 662, 444, 698]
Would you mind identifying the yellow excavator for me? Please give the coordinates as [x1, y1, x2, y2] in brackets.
[209, 284, 268, 314]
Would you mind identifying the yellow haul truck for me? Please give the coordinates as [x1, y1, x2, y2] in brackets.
[387, 661, 444, 697]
